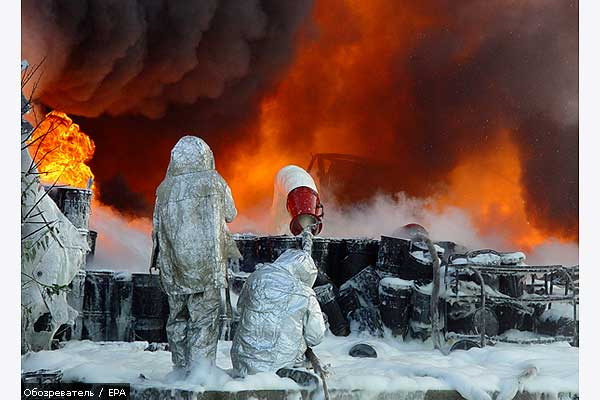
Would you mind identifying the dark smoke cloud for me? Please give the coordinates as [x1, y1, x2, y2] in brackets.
[517, 117, 578, 237]
[22, 0, 314, 118]
[97, 174, 152, 217]
[404, 0, 578, 237]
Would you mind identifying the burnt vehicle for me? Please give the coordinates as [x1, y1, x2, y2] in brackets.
[306, 153, 407, 205]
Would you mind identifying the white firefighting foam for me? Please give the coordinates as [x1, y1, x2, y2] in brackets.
[21, 334, 578, 399]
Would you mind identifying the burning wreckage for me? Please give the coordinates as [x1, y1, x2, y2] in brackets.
[21, 134, 579, 399]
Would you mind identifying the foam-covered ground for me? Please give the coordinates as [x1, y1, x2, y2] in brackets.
[21, 332, 578, 400]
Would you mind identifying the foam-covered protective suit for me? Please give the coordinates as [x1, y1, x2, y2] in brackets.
[151, 135, 237, 369]
[231, 249, 326, 376]
[21, 90, 89, 353]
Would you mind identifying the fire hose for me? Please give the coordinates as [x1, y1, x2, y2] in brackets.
[299, 225, 331, 400]
[410, 232, 445, 353]
[305, 347, 330, 400]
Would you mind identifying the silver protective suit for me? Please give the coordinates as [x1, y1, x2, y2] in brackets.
[151, 135, 237, 369]
[231, 249, 326, 376]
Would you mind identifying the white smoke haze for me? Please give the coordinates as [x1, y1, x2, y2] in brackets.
[88, 192, 578, 272]
[526, 240, 579, 266]
[321, 193, 578, 266]
[88, 201, 152, 273]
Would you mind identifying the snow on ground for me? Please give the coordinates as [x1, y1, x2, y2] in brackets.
[21, 333, 578, 399]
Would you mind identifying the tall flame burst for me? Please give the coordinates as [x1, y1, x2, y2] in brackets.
[27, 111, 95, 189]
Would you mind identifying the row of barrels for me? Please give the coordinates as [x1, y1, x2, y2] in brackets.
[309, 268, 443, 340]
[311, 266, 568, 340]
[65, 234, 433, 344]
[65, 236, 480, 343]
[66, 270, 573, 345]
[65, 270, 168, 343]
[231, 235, 450, 286]
[231, 235, 448, 339]
[64, 236, 574, 344]
[232, 235, 380, 286]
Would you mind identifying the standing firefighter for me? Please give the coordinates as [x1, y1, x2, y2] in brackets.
[231, 248, 326, 377]
[150, 135, 237, 376]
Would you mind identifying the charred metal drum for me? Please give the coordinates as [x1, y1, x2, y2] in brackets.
[449, 340, 481, 352]
[337, 286, 361, 318]
[409, 281, 432, 340]
[314, 270, 336, 289]
[232, 234, 260, 273]
[66, 269, 86, 340]
[537, 316, 578, 339]
[378, 277, 412, 337]
[348, 307, 384, 337]
[256, 236, 274, 265]
[46, 186, 92, 230]
[230, 272, 249, 295]
[495, 304, 536, 333]
[376, 236, 415, 278]
[498, 277, 525, 297]
[435, 241, 468, 263]
[340, 266, 381, 307]
[111, 273, 133, 342]
[131, 273, 169, 343]
[340, 239, 380, 284]
[327, 238, 379, 286]
[447, 304, 499, 337]
[258, 235, 303, 263]
[349, 343, 378, 358]
[311, 237, 332, 274]
[314, 283, 350, 336]
[82, 270, 114, 341]
[82, 270, 134, 342]
[401, 242, 442, 282]
[325, 239, 346, 285]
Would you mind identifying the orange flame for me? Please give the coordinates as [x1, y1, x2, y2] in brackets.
[429, 132, 550, 250]
[27, 111, 95, 189]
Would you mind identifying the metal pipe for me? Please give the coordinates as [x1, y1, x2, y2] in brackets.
[411, 233, 443, 351]
[467, 267, 487, 348]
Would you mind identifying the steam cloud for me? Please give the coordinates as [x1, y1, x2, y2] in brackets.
[22, 0, 577, 242]
[88, 202, 152, 272]
[92, 192, 576, 272]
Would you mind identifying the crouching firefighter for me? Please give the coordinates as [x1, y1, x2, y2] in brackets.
[150, 135, 238, 376]
[231, 248, 326, 379]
